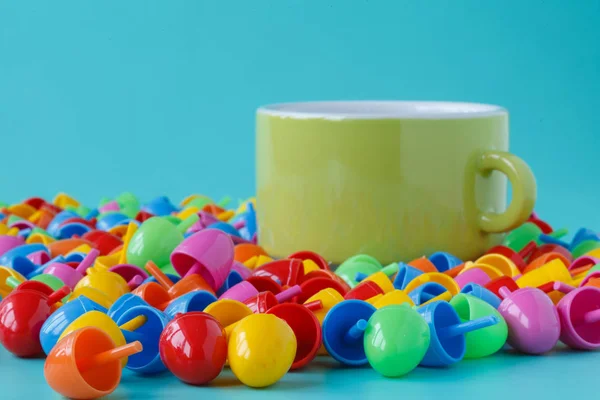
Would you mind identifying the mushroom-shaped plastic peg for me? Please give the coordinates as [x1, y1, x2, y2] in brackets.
[497, 286, 560, 354]
[44, 327, 143, 399]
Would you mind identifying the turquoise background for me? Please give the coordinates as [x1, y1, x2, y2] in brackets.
[1, 0, 599, 231]
[1, 1, 599, 398]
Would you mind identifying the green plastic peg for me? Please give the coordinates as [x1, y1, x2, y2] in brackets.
[126, 215, 199, 269]
[450, 294, 507, 359]
[364, 304, 430, 377]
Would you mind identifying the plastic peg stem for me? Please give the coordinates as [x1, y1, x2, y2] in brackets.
[304, 300, 323, 312]
[176, 214, 200, 234]
[537, 282, 556, 293]
[381, 263, 399, 277]
[233, 220, 246, 229]
[275, 285, 302, 303]
[5, 276, 20, 289]
[47, 286, 71, 306]
[582, 309, 600, 325]
[127, 275, 143, 290]
[145, 261, 173, 290]
[77, 341, 143, 372]
[184, 263, 202, 277]
[439, 316, 499, 338]
[552, 281, 576, 294]
[498, 286, 512, 300]
[422, 291, 452, 306]
[518, 242, 537, 258]
[118, 315, 147, 332]
[344, 319, 368, 344]
[75, 249, 100, 274]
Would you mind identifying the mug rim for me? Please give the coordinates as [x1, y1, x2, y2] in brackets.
[257, 100, 507, 120]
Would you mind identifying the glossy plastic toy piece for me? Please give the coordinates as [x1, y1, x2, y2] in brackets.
[243, 285, 302, 313]
[460, 283, 501, 309]
[252, 259, 305, 287]
[267, 303, 322, 369]
[228, 313, 296, 388]
[409, 282, 448, 306]
[485, 241, 536, 272]
[335, 259, 381, 288]
[171, 228, 235, 291]
[454, 267, 492, 289]
[392, 263, 423, 290]
[404, 272, 460, 305]
[109, 264, 149, 288]
[58, 310, 146, 367]
[0, 266, 26, 298]
[43, 249, 99, 289]
[126, 215, 199, 269]
[450, 294, 507, 358]
[216, 270, 244, 296]
[372, 289, 414, 308]
[74, 268, 130, 302]
[288, 250, 330, 271]
[503, 222, 567, 252]
[219, 281, 259, 302]
[344, 280, 384, 301]
[428, 252, 462, 273]
[159, 312, 227, 385]
[516, 258, 572, 289]
[40, 295, 108, 355]
[145, 260, 214, 303]
[553, 283, 600, 350]
[204, 299, 254, 338]
[115, 305, 169, 374]
[295, 277, 349, 304]
[0, 286, 70, 357]
[0, 235, 25, 258]
[44, 327, 143, 400]
[497, 286, 560, 354]
[417, 301, 498, 367]
[364, 303, 430, 377]
[485, 276, 519, 298]
[164, 290, 217, 319]
[322, 300, 376, 366]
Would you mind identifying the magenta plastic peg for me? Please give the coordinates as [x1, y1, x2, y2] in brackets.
[230, 261, 253, 280]
[186, 211, 220, 234]
[219, 281, 259, 302]
[555, 285, 600, 350]
[171, 229, 234, 292]
[43, 249, 100, 289]
[454, 268, 492, 289]
[497, 286, 560, 354]
[0, 235, 25, 257]
[109, 264, 149, 289]
[274, 285, 302, 303]
[27, 251, 51, 266]
[99, 201, 120, 213]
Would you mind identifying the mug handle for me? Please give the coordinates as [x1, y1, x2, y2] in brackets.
[476, 151, 536, 233]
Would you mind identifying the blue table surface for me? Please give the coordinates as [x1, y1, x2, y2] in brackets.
[1, 344, 597, 400]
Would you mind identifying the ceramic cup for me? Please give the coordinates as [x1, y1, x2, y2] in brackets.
[256, 101, 536, 264]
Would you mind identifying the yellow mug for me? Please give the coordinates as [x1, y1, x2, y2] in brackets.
[256, 101, 536, 264]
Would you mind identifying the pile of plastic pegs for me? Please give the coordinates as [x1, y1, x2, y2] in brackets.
[1, 194, 600, 399]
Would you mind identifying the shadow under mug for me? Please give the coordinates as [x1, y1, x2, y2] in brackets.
[256, 101, 536, 264]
